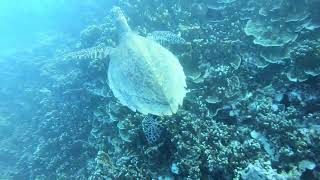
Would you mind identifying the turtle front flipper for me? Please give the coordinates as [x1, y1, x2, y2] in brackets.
[64, 46, 113, 60]
[147, 31, 186, 46]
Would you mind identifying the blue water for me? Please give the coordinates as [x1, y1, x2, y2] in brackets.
[0, 0, 114, 55]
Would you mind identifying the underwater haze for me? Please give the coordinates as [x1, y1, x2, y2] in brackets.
[0, 0, 320, 179]
[0, 0, 114, 55]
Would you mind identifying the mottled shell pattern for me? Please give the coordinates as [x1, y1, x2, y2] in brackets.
[108, 7, 187, 116]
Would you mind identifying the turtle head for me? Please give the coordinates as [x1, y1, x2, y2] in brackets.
[111, 6, 131, 35]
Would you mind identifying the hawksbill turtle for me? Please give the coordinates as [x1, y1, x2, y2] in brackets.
[67, 6, 187, 116]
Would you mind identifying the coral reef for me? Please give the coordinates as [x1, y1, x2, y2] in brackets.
[244, 18, 298, 47]
[1, 0, 320, 179]
[287, 40, 320, 82]
[242, 0, 320, 82]
[80, 25, 103, 48]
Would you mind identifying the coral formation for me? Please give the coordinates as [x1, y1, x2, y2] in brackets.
[244, 18, 298, 47]
[80, 25, 103, 48]
[1, 0, 320, 179]
[242, 0, 320, 82]
[287, 40, 320, 82]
